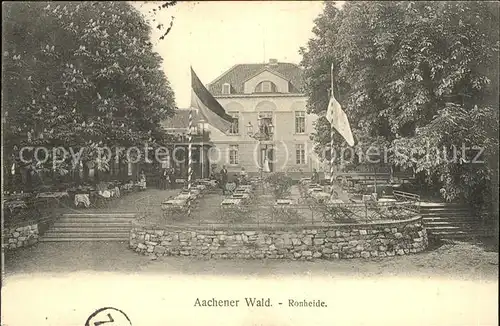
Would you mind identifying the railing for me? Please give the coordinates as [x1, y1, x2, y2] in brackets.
[136, 199, 421, 227]
[393, 190, 420, 202]
[173, 131, 211, 143]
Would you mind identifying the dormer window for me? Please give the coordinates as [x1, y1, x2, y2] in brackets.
[222, 83, 231, 95]
[255, 81, 277, 93]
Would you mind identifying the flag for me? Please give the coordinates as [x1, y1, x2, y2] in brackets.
[325, 93, 355, 147]
[191, 67, 233, 133]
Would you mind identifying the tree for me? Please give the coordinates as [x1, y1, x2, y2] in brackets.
[300, 1, 499, 208]
[2, 1, 177, 181]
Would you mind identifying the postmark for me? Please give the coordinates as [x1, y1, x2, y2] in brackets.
[85, 307, 132, 326]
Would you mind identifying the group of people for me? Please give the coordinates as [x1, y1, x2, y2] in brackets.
[154, 165, 321, 194]
[210, 165, 249, 195]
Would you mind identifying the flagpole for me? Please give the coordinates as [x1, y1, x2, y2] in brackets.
[188, 108, 193, 215]
[330, 63, 335, 197]
[201, 119, 204, 179]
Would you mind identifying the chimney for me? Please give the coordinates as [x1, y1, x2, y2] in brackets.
[268, 58, 278, 66]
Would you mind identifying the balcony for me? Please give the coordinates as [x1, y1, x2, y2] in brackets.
[247, 120, 274, 141]
[171, 130, 211, 143]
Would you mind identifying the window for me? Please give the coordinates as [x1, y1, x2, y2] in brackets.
[296, 144, 305, 165]
[295, 111, 305, 134]
[222, 83, 231, 94]
[228, 112, 239, 134]
[229, 145, 239, 165]
[254, 81, 277, 93]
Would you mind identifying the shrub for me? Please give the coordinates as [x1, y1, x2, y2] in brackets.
[265, 172, 293, 199]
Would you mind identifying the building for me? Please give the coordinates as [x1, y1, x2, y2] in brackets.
[161, 109, 213, 179]
[205, 59, 321, 178]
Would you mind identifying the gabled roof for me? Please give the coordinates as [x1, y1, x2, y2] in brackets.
[208, 62, 304, 96]
[161, 109, 202, 130]
[241, 67, 290, 84]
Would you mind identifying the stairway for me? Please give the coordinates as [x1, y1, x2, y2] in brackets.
[421, 203, 495, 239]
[40, 213, 136, 242]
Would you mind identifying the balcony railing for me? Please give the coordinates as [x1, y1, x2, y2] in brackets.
[171, 131, 211, 143]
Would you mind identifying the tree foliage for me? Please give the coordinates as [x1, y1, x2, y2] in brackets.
[2, 1, 177, 170]
[300, 1, 499, 205]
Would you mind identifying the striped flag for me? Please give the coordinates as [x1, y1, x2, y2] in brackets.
[191, 67, 233, 133]
[325, 92, 355, 147]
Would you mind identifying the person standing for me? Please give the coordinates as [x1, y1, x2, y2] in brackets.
[161, 168, 169, 190]
[311, 168, 320, 184]
[139, 170, 147, 190]
[239, 167, 248, 185]
[220, 165, 228, 195]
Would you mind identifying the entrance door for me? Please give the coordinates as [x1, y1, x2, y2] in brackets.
[267, 147, 274, 172]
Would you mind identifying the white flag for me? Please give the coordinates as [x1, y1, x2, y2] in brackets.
[325, 94, 355, 147]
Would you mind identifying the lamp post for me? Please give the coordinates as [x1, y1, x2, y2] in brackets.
[199, 118, 205, 179]
[246, 120, 274, 180]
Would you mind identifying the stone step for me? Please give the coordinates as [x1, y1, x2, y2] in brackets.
[420, 211, 479, 220]
[425, 225, 462, 230]
[428, 231, 496, 238]
[57, 217, 135, 223]
[424, 222, 493, 228]
[39, 237, 128, 242]
[43, 231, 129, 238]
[61, 213, 136, 218]
[54, 220, 132, 226]
[50, 227, 131, 233]
[420, 207, 473, 212]
[419, 203, 468, 207]
[422, 217, 488, 223]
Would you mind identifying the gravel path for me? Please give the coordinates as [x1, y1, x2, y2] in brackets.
[4, 239, 497, 280]
[3, 239, 497, 326]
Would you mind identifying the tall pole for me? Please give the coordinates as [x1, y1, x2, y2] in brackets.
[330, 63, 335, 196]
[188, 110, 193, 190]
[260, 140, 263, 180]
[187, 109, 193, 216]
[200, 120, 204, 179]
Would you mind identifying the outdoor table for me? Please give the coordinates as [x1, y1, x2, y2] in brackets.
[362, 195, 373, 202]
[275, 199, 293, 206]
[311, 191, 330, 201]
[190, 188, 201, 195]
[195, 184, 207, 191]
[162, 198, 188, 208]
[235, 187, 252, 193]
[108, 186, 120, 198]
[5, 193, 33, 200]
[231, 193, 250, 201]
[308, 187, 323, 195]
[98, 190, 112, 198]
[3, 199, 28, 212]
[176, 193, 195, 200]
[221, 198, 243, 206]
[74, 194, 91, 208]
[327, 199, 345, 205]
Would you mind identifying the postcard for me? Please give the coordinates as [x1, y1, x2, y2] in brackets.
[2, 1, 498, 325]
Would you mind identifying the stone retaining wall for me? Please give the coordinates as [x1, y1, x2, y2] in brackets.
[3, 222, 40, 250]
[130, 217, 428, 260]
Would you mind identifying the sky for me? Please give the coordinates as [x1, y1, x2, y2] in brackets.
[135, 1, 343, 108]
